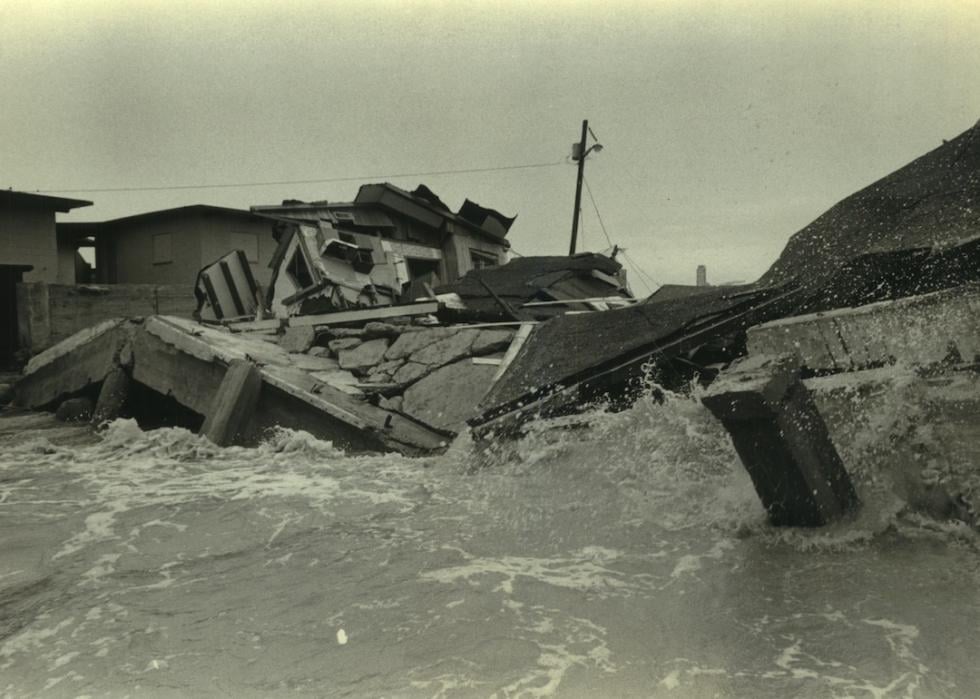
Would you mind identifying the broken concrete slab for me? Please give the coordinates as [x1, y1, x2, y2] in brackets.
[15, 319, 131, 410]
[361, 322, 404, 340]
[365, 358, 406, 384]
[280, 326, 316, 353]
[384, 327, 455, 360]
[472, 329, 515, 355]
[92, 366, 131, 425]
[290, 354, 342, 372]
[338, 338, 390, 373]
[201, 359, 263, 446]
[409, 329, 481, 367]
[400, 358, 499, 433]
[702, 354, 859, 526]
[328, 337, 362, 354]
[392, 361, 429, 386]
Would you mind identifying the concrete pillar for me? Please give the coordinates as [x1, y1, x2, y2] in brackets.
[92, 366, 131, 426]
[201, 359, 262, 446]
[702, 354, 859, 526]
[16, 282, 51, 354]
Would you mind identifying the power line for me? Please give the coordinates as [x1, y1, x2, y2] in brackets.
[623, 254, 654, 296]
[583, 176, 614, 248]
[623, 250, 659, 295]
[37, 160, 567, 194]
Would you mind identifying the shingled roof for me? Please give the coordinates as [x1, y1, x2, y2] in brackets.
[760, 119, 980, 291]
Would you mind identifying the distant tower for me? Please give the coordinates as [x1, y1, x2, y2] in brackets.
[696, 264, 707, 287]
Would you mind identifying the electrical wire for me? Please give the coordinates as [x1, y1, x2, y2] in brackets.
[623, 255, 654, 296]
[37, 160, 567, 194]
[623, 250, 659, 294]
[583, 176, 614, 248]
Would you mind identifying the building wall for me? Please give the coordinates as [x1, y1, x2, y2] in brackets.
[0, 208, 59, 283]
[111, 213, 277, 288]
[444, 232, 507, 280]
[16, 282, 197, 353]
[111, 217, 205, 286]
[56, 240, 77, 284]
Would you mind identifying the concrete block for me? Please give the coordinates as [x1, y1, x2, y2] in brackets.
[384, 327, 455, 360]
[401, 358, 498, 433]
[280, 326, 316, 353]
[92, 366, 131, 425]
[201, 359, 263, 446]
[338, 338, 390, 373]
[328, 337, 362, 354]
[55, 397, 94, 422]
[703, 354, 859, 526]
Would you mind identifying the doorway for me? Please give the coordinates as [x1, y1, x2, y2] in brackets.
[0, 265, 31, 368]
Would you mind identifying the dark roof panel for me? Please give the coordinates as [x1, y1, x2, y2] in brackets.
[0, 189, 92, 212]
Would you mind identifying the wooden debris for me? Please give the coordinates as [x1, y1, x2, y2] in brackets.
[288, 301, 440, 328]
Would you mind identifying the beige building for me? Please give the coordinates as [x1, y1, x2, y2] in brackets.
[1, 190, 92, 363]
[59, 205, 284, 288]
[1, 189, 92, 284]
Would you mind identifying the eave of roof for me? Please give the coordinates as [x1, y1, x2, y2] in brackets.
[80, 204, 290, 228]
[0, 189, 92, 212]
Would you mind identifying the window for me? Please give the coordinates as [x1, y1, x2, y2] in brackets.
[286, 248, 314, 289]
[470, 249, 498, 269]
[230, 232, 259, 262]
[152, 233, 173, 264]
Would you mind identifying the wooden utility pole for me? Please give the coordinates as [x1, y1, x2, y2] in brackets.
[569, 119, 589, 256]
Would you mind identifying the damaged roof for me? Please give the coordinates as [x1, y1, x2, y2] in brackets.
[255, 182, 516, 246]
[761, 119, 980, 291]
[441, 253, 624, 300]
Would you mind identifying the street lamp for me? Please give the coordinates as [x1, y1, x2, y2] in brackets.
[569, 119, 602, 255]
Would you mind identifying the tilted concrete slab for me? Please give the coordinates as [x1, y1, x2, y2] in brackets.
[15, 319, 132, 410]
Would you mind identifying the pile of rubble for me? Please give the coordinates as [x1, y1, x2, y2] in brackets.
[276, 321, 517, 434]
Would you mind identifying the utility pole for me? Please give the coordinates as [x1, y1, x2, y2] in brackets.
[569, 119, 589, 256]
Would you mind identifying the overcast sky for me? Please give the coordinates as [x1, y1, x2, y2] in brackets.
[3, 0, 979, 289]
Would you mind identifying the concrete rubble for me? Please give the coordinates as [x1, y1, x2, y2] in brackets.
[11, 310, 522, 457]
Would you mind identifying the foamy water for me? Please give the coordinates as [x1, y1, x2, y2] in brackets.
[1, 391, 978, 697]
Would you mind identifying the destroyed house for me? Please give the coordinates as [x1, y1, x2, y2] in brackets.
[253, 183, 515, 291]
[57, 205, 285, 288]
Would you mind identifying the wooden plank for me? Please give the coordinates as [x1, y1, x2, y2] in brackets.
[219, 259, 247, 317]
[521, 297, 638, 307]
[287, 301, 440, 328]
[491, 322, 535, 384]
[225, 318, 283, 333]
[201, 359, 262, 446]
[472, 357, 503, 366]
